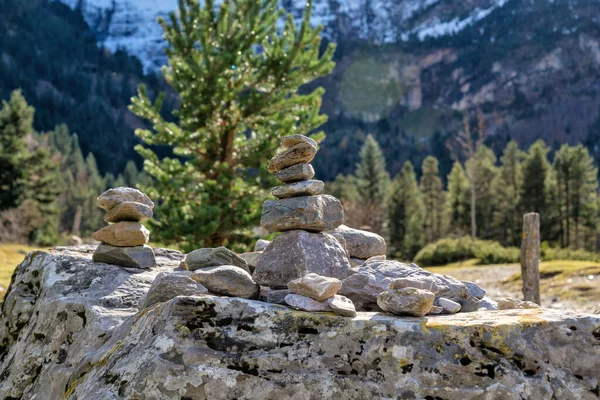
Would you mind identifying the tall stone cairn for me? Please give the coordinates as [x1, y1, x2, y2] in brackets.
[92, 187, 157, 269]
[254, 135, 351, 288]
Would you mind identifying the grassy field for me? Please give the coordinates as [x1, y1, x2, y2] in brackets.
[0, 244, 41, 294]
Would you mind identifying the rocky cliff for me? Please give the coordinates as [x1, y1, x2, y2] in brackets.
[1, 247, 599, 399]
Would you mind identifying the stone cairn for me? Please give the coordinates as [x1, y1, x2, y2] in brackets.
[92, 187, 157, 269]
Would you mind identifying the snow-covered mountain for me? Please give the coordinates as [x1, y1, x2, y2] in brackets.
[60, 0, 512, 71]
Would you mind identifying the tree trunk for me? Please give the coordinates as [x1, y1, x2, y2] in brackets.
[521, 213, 541, 304]
[566, 178, 570, 247]
[470, 184, 476, 239]
[72, 205, 83, 238]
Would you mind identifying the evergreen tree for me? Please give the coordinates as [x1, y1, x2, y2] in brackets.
[446, 161, 470, 235]
[130, 0, 335, 250]
[355, 134, 389, 233]
[492, 141, 523, 246]
[420, 156, 445, 244]
[388, 161, 422, 258]
[466, 145, 498, 239]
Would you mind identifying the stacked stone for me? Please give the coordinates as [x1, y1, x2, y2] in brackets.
[92, 187, 157, 269]
[253, 135, 352, 289]
[284, 273, 356, 317]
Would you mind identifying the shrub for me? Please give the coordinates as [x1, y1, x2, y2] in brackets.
[541, 243, 600, 262]
[413, 236, 519, 266]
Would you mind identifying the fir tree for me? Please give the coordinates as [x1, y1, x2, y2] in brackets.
[466, 145, 498, 239]
[355, 134, 389, 233]
[420, 156, 445, 244]
[130, 0, 335, 250]
[388, 161, 422, 259]
[446, 161, 470, 235]
[492, 141, 523, 246]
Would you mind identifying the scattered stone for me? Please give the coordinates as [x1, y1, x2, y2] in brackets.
[104, 202, 153, 223]
[97, 187, 154, 211]
[67, 235, 83, 246]
[390, 276, 442, 294]
[326, 294, 357, 317]
[254, 239, 271, 252]
[260, 195, 343, 232]
[139, 271, 208, 309]
[93, 244, 157, 269]
[349, 258, 366, 268]
[270, 180, 324, 199]
[92, 222, 149, 247]
[377, 288, 435, 317]
[184, 247, 250, 274]
[459, 296, 485, 313]
[284, 293, 330, 312]
[463, 281, 486, 300]
[479, 297, 499, 310]
[427, 305, 444, 315]
[275, 163, 315, 183]
[366, 255, 386, 262]
[254, 230, 352, 288]
[266, 289, 291, 305]
[435, 297, 462, 314]
[267, 142, 317, 173]
[192, 266, 260, 299]
[238, 252, 262, 272]
[498, 297, 541, 310]
[287, 273, 342, 301]
[331, 225, 386, 259]
[281, 134, 318, 149]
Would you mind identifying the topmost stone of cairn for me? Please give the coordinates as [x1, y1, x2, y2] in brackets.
[281, 134, 318, 149]
[97, 187, 154, 211]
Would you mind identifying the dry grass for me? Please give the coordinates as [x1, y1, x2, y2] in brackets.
[0, 243, 41, 293]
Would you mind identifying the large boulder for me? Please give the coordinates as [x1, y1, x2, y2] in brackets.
[1, 248, 599, 399]
[253, 230, 352, 289]
[340, 260, 468, 311]
[184, 246, 250, 274]
[331, 225, 386, 259]
[260, 195, 344, 232]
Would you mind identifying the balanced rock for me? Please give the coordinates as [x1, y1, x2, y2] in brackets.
[284, 293, 330, 312]
[287, 273, 342, 301]
[254, 239, 271, 252]
[93, 244, 157, 269]
[281, 134, 318, 149]
[184, 246, 250, 274]
[463, 281, 486, 299]
[331, 225, 386, 259]
[97, 187, 154, 211]
[267, 142, 317, 173]
[326, 294, 357, 317]
[104, 202, 153, 223]
[275, 163, 315, 183]
[261, 194, 343, 232]
[254, 230, 352, 289]
[139, 271, 208, 309]
[192, 266, 259, 299]
[435, 297, 462, 314]
[390, 276, 443, 294]
[377, 287, 435, 317]
[270, 180, 324, 199]
[92, 222, 149, 247]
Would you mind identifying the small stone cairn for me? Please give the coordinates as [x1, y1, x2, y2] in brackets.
[92, 187, 157, 269]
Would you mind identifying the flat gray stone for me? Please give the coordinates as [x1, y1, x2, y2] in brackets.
[265, 289, 291, 305]
[281, 134, 318, 149]
[268, 142, 317, 173]
[287, 273, 342, 301]
[479, 297, 499, 310]
[275, 163, 315, 183]
[459, 296, 485, 313]
[463, 281, 486, 299]
[377, 288, 435, 317]
[260, 195, 344, 232]
[331, 225, 386, 259]
[284, 293, 331, 312]
[253, 230, 352, 289]
[238, 252, 262, 273]
[184, 247, 250, 274]
[92, 222, 149, 247]
[427, 305, 444, 315]
[104, 202, 153, 223]
[390, 276, 443, 294]
[139, 271, 208, 308]
[435, 297, 462, 314]
[254, 239, 271, 252]
[192, 266, 259, 299]
[93, 244, 156, 269]
[270, 180, 324, 199]
[349, 258, 366, 268]
[97, 187, 154, 211]
[326, 294, 357, 317]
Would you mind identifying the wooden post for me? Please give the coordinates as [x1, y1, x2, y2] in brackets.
[521, 213, 541, 304]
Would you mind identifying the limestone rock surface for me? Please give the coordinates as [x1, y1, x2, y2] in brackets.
[104, 201, 153, 223]
[275, 163, 315, 183]
[1, 248, 599, 400]
[270, 180, 324, 199]
[92, 221, 149, 247]
[192, 265, 260, 299]
[377, 288, 435, 316]
[253, 230, 352, 288]
[93, 243, 157, 269]
[261, 194, 344, 232]
[287, 273, 342, 301]
[331, 225, 386, 259]
[184, 246, 250, 274]
[97, 187, 154, 210]
[267, 142, 317, 173]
